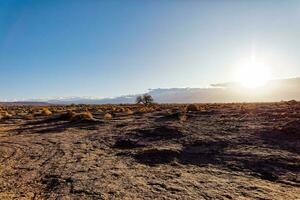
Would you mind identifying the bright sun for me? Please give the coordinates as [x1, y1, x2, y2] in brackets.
[236, 62, 271, 89]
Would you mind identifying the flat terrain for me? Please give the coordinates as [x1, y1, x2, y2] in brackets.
[0, 103, 299, 199]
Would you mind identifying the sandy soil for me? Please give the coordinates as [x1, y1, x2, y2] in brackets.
[0, 103, 299, 199]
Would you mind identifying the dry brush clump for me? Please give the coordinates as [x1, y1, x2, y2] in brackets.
[138, 106, 155, 113]
[116, 107, 126, 112]
[178, 112, 187, 122]
[104, 113, 113, 120]
[48, 110, 96, 122]
[0, 111, 12, 120]
[126, 108, 134, 115]
[186, 104, 202, 112]
[114, 106, 135, 115]
[238, 103, 259, 113]
[58, 110, 77, 120]
[168, 112, 187, 122]
[41, 107, 53, 116]
[24, 114, 35, 120]
[286, 99, 298, 105]
[71, 111, 95, 121]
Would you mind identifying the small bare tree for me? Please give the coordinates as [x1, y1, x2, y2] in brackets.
[136, 94, 154, 106]
[136, 95, 143, 104]
[142, 94, 154, 105]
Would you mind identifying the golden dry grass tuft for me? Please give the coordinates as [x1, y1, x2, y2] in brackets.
[98, 108, 103, 113]
[0, 111, 12, 120]
[117, 107, 126, 112]
[41, 107, 52, 116]
[126, 108, 134, 115]
[139, 106, 155, 113]
[104, 113, 113, 120]
[24, 114, 35, 120]
[71, 111, 94, 121]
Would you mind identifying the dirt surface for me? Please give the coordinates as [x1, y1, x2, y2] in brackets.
[0, 103, 299, 199]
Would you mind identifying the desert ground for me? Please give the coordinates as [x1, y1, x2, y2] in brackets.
[0, 102, 299, 199]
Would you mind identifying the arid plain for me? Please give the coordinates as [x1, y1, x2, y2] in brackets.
[0, 102, 299, 199]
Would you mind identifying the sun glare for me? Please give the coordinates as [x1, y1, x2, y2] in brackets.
[236, 62, 271, 89]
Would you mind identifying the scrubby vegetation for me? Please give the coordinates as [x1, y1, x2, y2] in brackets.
[186, 104, 202, 112]
[41, 107, 52, 116]
[0, 102, 299, 199]
[71, 111, 94, 121]
[104, 113, 113, 120]
[0, 111, 12, 120]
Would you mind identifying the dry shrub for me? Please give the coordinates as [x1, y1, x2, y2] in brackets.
[24, 114, 35, 120]
[160, 111, 187, 122]
[0, 111, 12, 119]
[98, 109, 103, 113]
[28, 108, 35, 114]
[239, 104, 259, 113]
[178, 112, 187, 122]
[111, 107, 117, 112]
[179, 105, 187, 112]
[286, 100, 298, 105]
[41, 108, 52, 116]
[49, 110, 75, 121]
[149, 105, 161, 111]
[17, 112, 28, 117]
[186, 104, 201, 112]
[71, 111, 94, 121]
[65, 110, 77, 119]
[117, 107, 126, 112]
[239, 105, 247, 113]
[104, 113, 112, 120]
[139, 106, 155, 113]
[154, 107, 162, 112]
[9, 111, 16, 116]
[126, 109, 134, 115]
[139, 107, 148, 113]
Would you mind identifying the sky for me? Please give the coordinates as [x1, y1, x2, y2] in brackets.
[1, 0, 300, 101]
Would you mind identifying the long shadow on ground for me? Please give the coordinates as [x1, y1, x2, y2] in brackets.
[12, 115, 104, 135]
[115, 123, 300, 185]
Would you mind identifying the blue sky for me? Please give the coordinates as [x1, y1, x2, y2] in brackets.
[1, 0, 300, 100]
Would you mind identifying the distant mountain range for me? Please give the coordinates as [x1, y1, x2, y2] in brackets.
[1, 77, 300, 105]
[0, 102, 51, 106]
